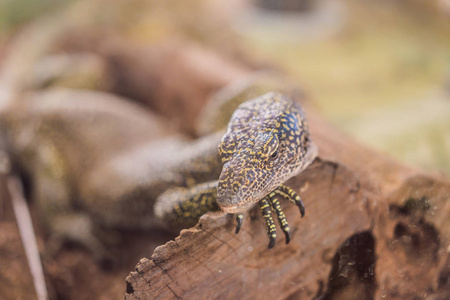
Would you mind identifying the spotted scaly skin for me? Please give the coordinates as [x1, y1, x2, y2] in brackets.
[156, 92, 317, 248]
[156, 181, 219, 229]
[218, 92, 312, 211]
[216, 92, 317, 247]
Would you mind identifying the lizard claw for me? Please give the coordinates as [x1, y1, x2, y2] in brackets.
[268, 235, 276, 249]
[297, 200, 305, 218]
[235, 213, 243, 234]
[284, 230, 291, 244]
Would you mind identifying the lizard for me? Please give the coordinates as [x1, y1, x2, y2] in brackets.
[0, 75, 317, 262]
[155, 91, 318, 248]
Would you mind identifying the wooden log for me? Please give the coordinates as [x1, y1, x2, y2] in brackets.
[123, 40, 450, 299]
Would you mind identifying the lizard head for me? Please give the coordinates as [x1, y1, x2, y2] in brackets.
[217, 92, 315, 214]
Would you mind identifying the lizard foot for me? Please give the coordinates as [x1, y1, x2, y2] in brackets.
[234, 184, 305, 249]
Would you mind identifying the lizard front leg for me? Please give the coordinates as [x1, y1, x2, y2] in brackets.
[154, 180, 220, 231]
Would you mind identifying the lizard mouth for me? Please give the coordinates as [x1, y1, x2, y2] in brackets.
[217, 169, 279, 214]
[219, 201, 255, 214]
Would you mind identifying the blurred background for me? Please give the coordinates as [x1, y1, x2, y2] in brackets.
[1, 0, 449, 173]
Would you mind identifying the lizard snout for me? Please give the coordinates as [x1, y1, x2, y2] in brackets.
[216, 163, 257, 213]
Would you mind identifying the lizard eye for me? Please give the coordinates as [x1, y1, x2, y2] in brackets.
[270, 150, 278, 159]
